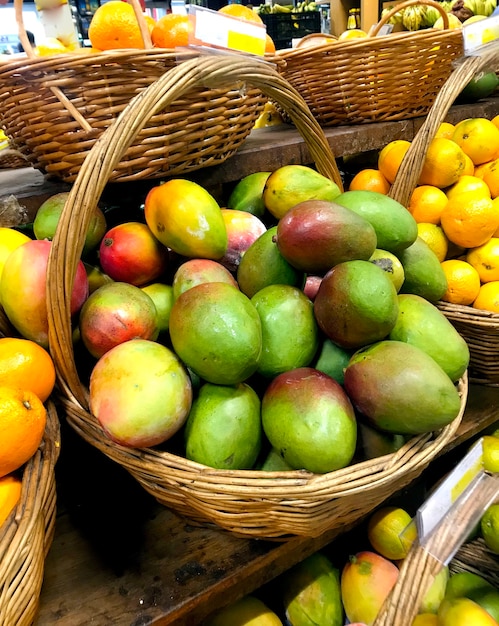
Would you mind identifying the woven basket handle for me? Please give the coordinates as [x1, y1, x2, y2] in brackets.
[14, 0, 152, 132]
[45, 54, 343, 407]
[370, 0, 450, 36]
[389, 45, 499, 207]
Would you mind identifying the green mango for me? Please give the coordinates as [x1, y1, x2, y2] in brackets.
[334, 189, 418, 253]
[397, 237, 448, 302]
[282, 553, 343, 626]
[251, 284, 319, 378]
[389, 293, 469, 382]
[237, 226, 304, 299]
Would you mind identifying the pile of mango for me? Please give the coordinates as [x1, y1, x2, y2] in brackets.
[0, 161, 467, 477]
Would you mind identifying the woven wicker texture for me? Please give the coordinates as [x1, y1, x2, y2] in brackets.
[0, 400, 60, 626]
[374, 473, 499, 625]
[45, 53, 466, 539]
[274, 0, 464, 127]
[450, 537, 499, 587]
[388, 44, 499, 385]
[0, 0, 269, 183]
[0, 148, 29, 170]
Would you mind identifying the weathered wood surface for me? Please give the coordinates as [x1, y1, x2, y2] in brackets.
[34, 384, 499, 626]
[2, 97, 499, 218]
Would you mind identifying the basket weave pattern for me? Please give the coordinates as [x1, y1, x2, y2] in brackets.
[0, 401, 60, 626]
[45, 54, 465, 539]
[388, 45, 499, 386]
[275, 0, 464, 126]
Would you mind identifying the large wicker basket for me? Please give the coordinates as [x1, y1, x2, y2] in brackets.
[0, 0, 269, 184]
[45, 53, 466, 540]
[0, 398, 60, 626]
[388, 44, 499, 386]
[274, 0, 464, 127]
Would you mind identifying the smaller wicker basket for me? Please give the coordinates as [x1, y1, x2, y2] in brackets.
[0, 400, 60, 626]
[389, 44, 499, 386]
[450, 537, 499, 588]
[44, 53, 466, 540]
[373, 472, 499, 626]
[274, 0, 464, 127]
[0, 0, 268, 183]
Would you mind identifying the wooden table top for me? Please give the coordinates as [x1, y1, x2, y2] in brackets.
[34, 383, 499, 626]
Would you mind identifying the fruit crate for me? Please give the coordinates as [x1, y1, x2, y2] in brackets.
[260, 12, 321, 50]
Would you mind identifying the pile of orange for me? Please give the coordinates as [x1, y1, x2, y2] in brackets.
[0, 337, 56, 528]
[350, 116, 499, 313]
[85, 1, 276, 54]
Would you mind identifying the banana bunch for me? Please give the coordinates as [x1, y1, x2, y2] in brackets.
[402, 4, 427, 30]
[462, 0, 497, 15]
[422, 5, 441, 26]
[380, 5, 404, 25]
[256, 1, 317, 14]
[294, 1, 318, 11]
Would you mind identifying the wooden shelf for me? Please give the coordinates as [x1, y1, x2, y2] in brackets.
[33, 384, 499, 625]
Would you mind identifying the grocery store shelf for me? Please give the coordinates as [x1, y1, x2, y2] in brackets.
[34, 383, 499, 626]
[2, 96, 499, 219]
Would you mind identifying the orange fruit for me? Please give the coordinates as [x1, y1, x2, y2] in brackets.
[473, 281, 499, 313]
[467, 237, 499, 283]
[265, 33, 276, 54]
[151, 13, 193, 48]
[452, 118, 499, 165]
[0, 386, 47, 478]
[378, 140, 411, 184]
[144, 14, 156, 33]
[412, 616, 439, 626]
[441, 259, 481, 305]
[0, 474, 21, 528]
[218, 4, 263, 23]
[417, 223, 448, 262]
[418, 138, 467, 189]
[434, 121, 455, 140]
[367, 506, 416, 560]
[34, 37, 69, 56]
[88, 1, 146, 51]
[348, 168, 390, 194]
[492, 114, 499, 130]
[407, 185, 448, 224]
[475, 159, 496, 180]
[462, 153, 475, 176]
[482, 159, 499, 198]
[440, 191, 499, 248]
[0, 337, 56, 403]
[338, 28, 368, 40]
[446, 174, 491, 201]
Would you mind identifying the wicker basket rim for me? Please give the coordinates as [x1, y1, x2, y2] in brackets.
[62, 373, 467, 494]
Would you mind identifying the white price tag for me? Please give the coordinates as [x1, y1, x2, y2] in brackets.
[188, 6, 266, 56]
[417, 438, 484, 541]
[463, 15, 499, 53]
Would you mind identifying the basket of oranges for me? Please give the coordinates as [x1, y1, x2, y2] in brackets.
[36, 52, 468, 541]
[273, 0, 464, 127]
[0, 0, 273, 183]
[0, 336, 60, 626]
[384, 44, 499, 386]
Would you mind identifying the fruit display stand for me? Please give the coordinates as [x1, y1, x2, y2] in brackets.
[1, 56, 499, 624]
[0, 399, 60, 626]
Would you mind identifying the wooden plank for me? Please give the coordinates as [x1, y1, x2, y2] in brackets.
[3, 98, 499, 213]
[35, 384, 499, 626]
